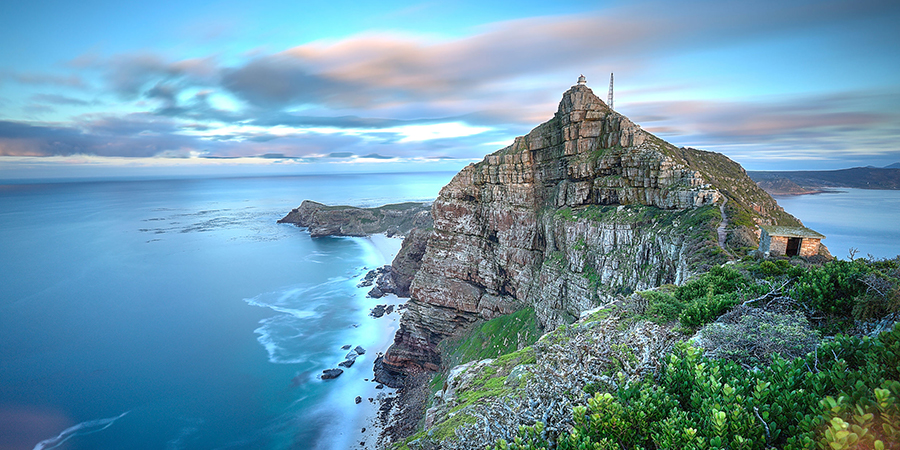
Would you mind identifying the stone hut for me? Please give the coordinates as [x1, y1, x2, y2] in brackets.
[758, 225, 825, 257]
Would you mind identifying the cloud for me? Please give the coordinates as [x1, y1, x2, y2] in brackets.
[30, 94, 91, 106]
[69, 52, 218, 99]
[0, 71, 86, 88]
[3, 0, 898, 169]
[626, 89, 900, 167]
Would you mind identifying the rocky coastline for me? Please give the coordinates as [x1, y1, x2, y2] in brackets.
[278, 200, 432, 238]
[281, 83, 827, 447]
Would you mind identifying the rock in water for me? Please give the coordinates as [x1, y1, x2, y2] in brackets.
[321, 368, 343, 379]
[370, 305, 386, 318]
[338, 359, 355, 368]
[355, 396, 362, 404]
[354, 346, 366, 355]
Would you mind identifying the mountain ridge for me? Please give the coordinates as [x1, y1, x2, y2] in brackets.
[749, 167, 900, 193]
[377, 83, 816, 385]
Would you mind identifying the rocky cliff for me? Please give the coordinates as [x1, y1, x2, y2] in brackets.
[379, 83, 807, 381]
[278, 200, 431, 237]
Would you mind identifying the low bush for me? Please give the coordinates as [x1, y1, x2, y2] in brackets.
[492, 323, 900, 450]
[697, 306, 821, 366]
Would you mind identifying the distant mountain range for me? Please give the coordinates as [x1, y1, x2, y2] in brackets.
[748, 164, 900, 195]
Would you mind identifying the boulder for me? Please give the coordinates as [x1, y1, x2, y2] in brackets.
[321, 368, 343, 379]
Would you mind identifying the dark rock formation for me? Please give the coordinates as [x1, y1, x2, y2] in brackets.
[378, 83, 810, 383]
[370, 305, 387, 318]
[321, 368, 343, 379]
[338, 359, 355, 368]
[354, 346, 366, 355]
[388, 228, 431, 297]
[278, 201, 432, 237]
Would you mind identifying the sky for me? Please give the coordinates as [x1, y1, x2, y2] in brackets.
[0, 0, 899, 180]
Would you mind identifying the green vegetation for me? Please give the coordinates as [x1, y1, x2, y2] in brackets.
[419, 308, 542, 416]
[629, 258, 900, 332]
[494, 325, 900, 450]
[318, 201, 427, 212]
[440, 308, 542, 371]
[482, 257, 900, 450]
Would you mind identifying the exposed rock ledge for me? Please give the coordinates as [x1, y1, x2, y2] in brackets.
[278, 200, 432, 238]
[279, 200, 434, 298]
[378, 83, 813, 386]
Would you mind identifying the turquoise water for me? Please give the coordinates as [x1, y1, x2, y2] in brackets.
[775, 189, 900, 260]
[2, 174, 896, 450]
[0, 174, 453, 450]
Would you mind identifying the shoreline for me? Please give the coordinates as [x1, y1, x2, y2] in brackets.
[367, 234, 404, 265]
[351, 234, 404, 449]
[768, 188, 843, 197]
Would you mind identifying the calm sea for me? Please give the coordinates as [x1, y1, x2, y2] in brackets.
[775, 188, 900, 260]
[1, 175, 896, 450]
[0, 173, 454, 450]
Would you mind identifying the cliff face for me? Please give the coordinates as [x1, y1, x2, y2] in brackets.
[379, 84, 805, 380]
[278, 200, 431, 237]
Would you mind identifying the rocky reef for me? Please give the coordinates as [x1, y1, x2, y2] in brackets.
[379, 83, 810, 383]
[278, 200, 432, 237]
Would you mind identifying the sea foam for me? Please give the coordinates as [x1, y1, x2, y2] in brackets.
[33, 411, 129, 450]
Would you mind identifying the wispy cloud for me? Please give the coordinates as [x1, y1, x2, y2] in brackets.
[0, 0, 898, 169]
[29, 94, 92, 106]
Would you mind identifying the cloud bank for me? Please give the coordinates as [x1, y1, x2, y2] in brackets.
[1, 0, 898, 170]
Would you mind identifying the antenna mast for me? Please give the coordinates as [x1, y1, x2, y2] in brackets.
[608, 73, 614, 110]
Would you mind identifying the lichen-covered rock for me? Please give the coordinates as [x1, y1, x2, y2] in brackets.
[414, 305, 684, 449]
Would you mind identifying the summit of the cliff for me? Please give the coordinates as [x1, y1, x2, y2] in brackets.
[379, 79, 819, 387]
[556, 84, 611, 117]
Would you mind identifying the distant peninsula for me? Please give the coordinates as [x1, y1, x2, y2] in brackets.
[749, 166, 900, 195]
[278, 200, 431, 237]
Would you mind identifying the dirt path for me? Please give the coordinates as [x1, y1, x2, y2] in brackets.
[717, 197, 729, 251]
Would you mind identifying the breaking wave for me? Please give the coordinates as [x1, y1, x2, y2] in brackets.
[244, 279, 353, 364]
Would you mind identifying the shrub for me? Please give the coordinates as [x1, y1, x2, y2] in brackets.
[637, 290, 685, 324]
[494, 323, 900, 450]
[697, 307, 821, 366]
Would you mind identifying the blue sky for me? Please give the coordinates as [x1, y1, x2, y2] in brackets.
[1, 0, 898, 179]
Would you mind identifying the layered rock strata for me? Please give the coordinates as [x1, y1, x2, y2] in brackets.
[379, 83, 806, 381]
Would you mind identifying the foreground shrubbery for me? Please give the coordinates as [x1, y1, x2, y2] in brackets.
[638, 257, 900, 332]
[495, 324, 900, 450]
[490, 257, 900, 450]
[395, 257, 900, 450]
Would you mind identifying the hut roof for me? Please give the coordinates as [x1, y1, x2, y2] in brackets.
[760, 225, 825, 239]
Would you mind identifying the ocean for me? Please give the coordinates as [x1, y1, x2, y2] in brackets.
[0, 173, 454, 450]
[1, 175, 898, 450]
[775, 188, 900, 260]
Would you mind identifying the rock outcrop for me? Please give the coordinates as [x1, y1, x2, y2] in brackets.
[388, 227, 431, 297]
[278, 200, 432, 237]
[379, 83, 808, 382]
